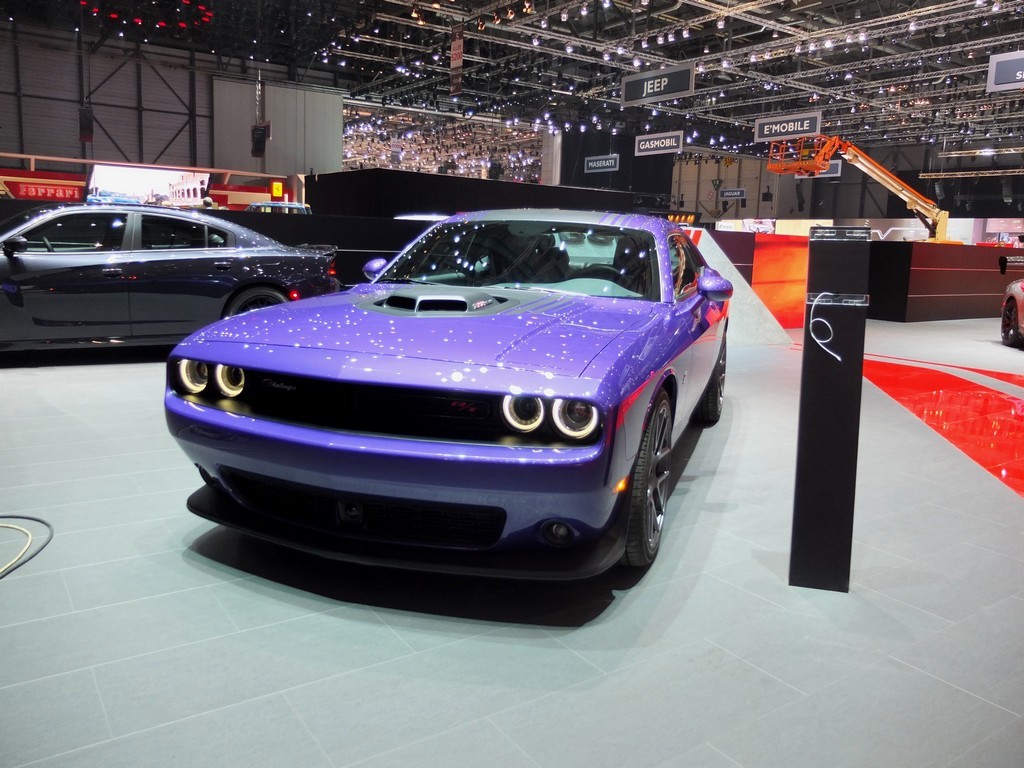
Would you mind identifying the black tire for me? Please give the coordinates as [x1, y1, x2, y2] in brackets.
[1001, 299, 1023, 348]
[622, 389, 673, 567]
[224, 286, 288, 317]
[692, 337, 727, 425]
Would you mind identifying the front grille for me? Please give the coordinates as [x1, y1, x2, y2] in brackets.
[222, 468, 506, 550]
[170, 363, 601, 446]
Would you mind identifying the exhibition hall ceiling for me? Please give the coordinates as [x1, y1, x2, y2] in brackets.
[7, 0, 1024, 159]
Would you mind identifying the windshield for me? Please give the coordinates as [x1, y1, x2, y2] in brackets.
[377, 219, 659, 300]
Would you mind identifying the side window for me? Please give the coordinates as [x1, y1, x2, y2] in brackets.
[141, 216, 224, 250]
[23, 213, 127, 253]
[670, 234, 701, 298]
[208, 227, 229, 248]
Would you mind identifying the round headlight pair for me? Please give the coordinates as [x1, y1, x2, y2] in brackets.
[500, 395, 599, 439]
[176, 359, 246, 398]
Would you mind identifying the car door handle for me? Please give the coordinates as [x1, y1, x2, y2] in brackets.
[213, 261, 234, 271]
[101, 267, 124, 278]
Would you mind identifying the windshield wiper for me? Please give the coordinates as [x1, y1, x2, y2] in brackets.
[376, 276, 436, 285]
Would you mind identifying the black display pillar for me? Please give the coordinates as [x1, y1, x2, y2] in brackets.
[789, 226, 871, 592]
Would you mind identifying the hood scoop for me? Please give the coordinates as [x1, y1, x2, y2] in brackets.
[374, 286, 513, 316]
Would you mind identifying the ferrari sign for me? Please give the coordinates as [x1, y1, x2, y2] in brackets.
[5, 182, 82, 201]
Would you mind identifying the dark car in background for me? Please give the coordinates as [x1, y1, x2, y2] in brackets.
[0, 204, 339, 350]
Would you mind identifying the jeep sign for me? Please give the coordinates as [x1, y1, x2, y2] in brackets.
[621, 63, 694, 106]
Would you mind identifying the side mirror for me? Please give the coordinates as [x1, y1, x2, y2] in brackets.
[697, 270, 733, 302]
[2, 236, 28, 257]
[362, 257, 389, 281]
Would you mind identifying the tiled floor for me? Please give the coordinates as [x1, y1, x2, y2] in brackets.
[1, 318, 1022, 768]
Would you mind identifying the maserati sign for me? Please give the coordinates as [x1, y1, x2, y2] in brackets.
[584, 154, 620, 173]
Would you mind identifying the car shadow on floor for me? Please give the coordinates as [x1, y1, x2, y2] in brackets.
[0, 345, 175, 368]
[187, 422, 709, 628]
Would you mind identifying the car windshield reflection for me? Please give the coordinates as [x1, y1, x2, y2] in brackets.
[377, 220, 658, 300]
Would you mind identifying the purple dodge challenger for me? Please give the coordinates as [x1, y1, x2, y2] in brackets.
[165, 210, 732, 579]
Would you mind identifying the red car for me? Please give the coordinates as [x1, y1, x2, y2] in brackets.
[1003, 276, 1023, 348]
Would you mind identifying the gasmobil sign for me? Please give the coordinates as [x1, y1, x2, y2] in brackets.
[635, 131, 685, 157]
[584, 154, 620, 173]
[987, 51, 1024, 92]
[621, 63, 695, 106]
[753, 111, 823, 142]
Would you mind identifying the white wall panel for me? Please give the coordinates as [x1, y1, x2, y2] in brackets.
[212, 78, 259, 171]
[213, 79, 342, 175]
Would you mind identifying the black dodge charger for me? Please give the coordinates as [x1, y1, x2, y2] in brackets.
[0, 204, 339, 350]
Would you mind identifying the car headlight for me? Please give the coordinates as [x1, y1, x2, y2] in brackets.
[501, 395, 544, 432]
[177, 359, 209, 394]
[552, 398, 599, 439]
[214, 364, 246, 398]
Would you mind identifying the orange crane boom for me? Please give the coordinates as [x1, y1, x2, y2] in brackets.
[767, 135, 950, 242]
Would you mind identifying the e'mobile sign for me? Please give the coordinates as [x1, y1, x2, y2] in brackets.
[635, 131, 685, 157]
[753, 111, 823, 143]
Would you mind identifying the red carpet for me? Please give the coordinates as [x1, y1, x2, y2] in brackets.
[861, 358, 1024, 497]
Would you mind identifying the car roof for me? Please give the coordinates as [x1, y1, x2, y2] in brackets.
[3, 203, 277, 246]
[448, 208, 680, 238]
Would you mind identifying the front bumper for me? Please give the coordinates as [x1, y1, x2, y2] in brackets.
[167, 397, 633, 580]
